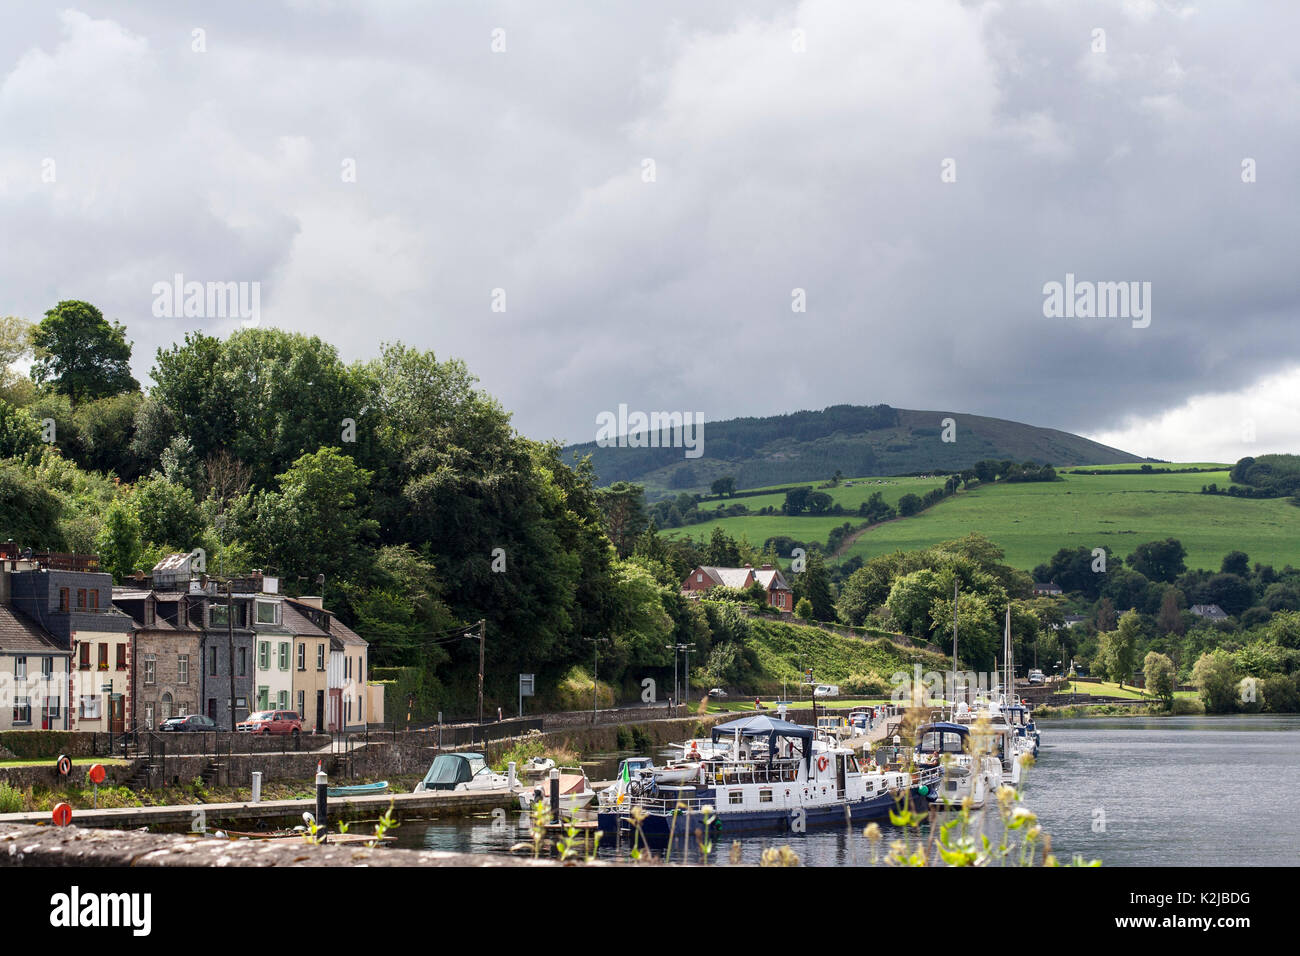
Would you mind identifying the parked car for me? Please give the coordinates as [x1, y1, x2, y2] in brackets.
[1027, 669, 1045, 685]
[159, 714, 217, 732]
[237, 710, 303, 736]
[708, 687, 728, 698]
[812, 684, 840, 699]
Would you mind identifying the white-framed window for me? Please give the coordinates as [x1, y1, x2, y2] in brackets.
[80, 696, 102, 719]
[297, 643, 305, 670]
[278, 642, 290, 671]
[759, 789, 773, 803]
[14, 656, 26, 680]
[277, 690, 289, 710]
[255, 601, 278, 625]
[316, 645, 325, 671]
[178, 655, 189, 685]
[728, 790, 744, 805]
[13, 696, 31, 725]
[41, 657, 53, 680]
[258, 641, 269, 670]
[143, 655, 157, 686]
[297, 690, 305, 719]
[144, 702, 155, 728]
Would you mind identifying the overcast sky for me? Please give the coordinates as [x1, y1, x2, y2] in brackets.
[2, 1, 1297, 463]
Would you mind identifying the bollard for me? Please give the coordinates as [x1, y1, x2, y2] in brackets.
[549, 767, 560, 824]
[315, 763, 328, 842]
[251, 770, 262, 803]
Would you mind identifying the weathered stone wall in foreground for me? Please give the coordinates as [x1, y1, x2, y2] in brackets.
[0, 823, 590, 867]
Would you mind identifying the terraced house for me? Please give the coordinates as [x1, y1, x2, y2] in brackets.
[0, 604, 71, 731]
[112, 581, 200, 732]
[2, 547, 135, 733]
[285, 596, 369, 733]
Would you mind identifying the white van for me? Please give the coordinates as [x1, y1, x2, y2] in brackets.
[812, 684, 840, 699]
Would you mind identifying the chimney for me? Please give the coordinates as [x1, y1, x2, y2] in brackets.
[296, 596, 324, 610]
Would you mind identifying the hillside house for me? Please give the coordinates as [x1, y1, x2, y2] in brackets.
[1032, 582, 1063, 597]
[1190, 604, 1229, 621]
[681, 563, 795, 612]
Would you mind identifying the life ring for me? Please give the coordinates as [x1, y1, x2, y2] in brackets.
[56, 755, 72, 777]
[817, 755, 828, 772]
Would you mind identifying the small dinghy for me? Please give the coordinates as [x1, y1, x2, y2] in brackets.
[327, 780, 389, 797]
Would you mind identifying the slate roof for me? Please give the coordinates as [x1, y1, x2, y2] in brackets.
[281, 601, 329, 638]
[0, 605, 70, 655]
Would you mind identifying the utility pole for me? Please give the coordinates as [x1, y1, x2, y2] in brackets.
[477, 619, 486, 726]
[673, 642, 696, 710]
[585, 638, 604, 724]
[951, 580, 959, 708]
[664, 643, 679, 711]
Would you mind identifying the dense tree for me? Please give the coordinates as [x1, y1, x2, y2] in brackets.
[792, 550, 834, 621]
[1221, 550, 1250, 577]
[1191, 649, 1239, 713]
[1098, 610, 1141, 687]
[96, 500, 143, 583]
[0, 400, 43, 460]
[1157, 588, 1185, 636]
[131, 475, 204, 550]
[710, 476, 736, 498]
[1193, 573, 1255, 617]
[1143, 651, 1176, 706]
[1126, 538, 1187, 583]
[897, 493, 922, 516]
[29, 301, 138, 404]
[234, 447, 379, 597]
[597, 482, 648, 558]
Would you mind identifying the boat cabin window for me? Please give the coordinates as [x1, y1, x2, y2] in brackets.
[759, 789, 773, 803]
[919, 731, 968, 754]
[728, 790, 744, 805]
[468, 757, 489, 776]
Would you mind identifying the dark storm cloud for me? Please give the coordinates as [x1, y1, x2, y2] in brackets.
[1, 0, 1296, 459]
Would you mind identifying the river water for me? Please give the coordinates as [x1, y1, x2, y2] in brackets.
[389, 715, 1300, 866]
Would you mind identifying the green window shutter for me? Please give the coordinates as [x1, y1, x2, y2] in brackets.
[258, 642, 269, 670]
[258, 686, 269, 710]
[279, 642, 290, 671]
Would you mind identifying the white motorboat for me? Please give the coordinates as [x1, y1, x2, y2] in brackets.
[517, 766, 596, 812]
[414, 753, 520, 794]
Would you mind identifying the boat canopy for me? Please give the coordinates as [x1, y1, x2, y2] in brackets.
[917, 721, 970, 737]
[420, 752, 486, 789]
[711, 715, 814, 771]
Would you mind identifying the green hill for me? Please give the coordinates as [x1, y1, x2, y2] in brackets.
[673, 465, 1300, 574]
[565, 403, 1143, 498]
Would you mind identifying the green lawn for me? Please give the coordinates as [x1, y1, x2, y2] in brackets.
[835, 469, 1300, 572]
[0, 757, 130, 768]
[668, 474, 949, 547]
[1061, 680, 1197, 701]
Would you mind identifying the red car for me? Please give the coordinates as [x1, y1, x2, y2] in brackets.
[236, 710, 302, 736]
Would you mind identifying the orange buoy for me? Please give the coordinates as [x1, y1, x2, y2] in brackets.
[88, 764, 106, 785]
[52, 803, 72, 827]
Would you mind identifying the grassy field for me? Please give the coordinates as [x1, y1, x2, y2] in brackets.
[668, 475, 949, 547]
[664, 464, 1300, 573]
[837, 468, 1300, 572]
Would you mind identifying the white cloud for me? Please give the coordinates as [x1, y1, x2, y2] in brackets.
[1087, 365, 1300, 463]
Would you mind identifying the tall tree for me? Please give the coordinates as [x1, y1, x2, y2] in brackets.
[1126, 538, 1187, 583]
[30, 301, 138, 404]
[1157, 588, 1185, 636]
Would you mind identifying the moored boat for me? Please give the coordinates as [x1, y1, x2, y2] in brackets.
[598, 714, 936, 846]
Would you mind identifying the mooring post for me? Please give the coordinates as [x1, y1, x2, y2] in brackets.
[315, 763, 328, 841]
[549, 767, 560, 824]
[252, 770, 262, 803]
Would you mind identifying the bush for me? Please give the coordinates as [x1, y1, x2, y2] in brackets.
[1167, 697, 1205, 716]
[841, 673, 891, 696]
[552, 666, 615, 711]
[0, 781, 25, 813]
